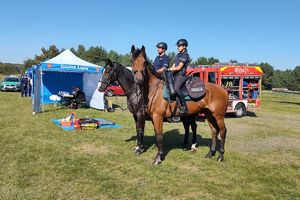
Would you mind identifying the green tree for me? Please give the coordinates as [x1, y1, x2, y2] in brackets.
[167, 52, 176, 66]
[293, 66, 300, 91]
[260, 62, 274, 90]
[85, 46, 108, 66]
[107, 50, 121, 63]
[119, 53, 132, 67]
[190, 56, 219, 66]
[24, 59, 39, 68]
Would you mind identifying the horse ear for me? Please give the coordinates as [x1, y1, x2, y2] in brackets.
[106, 58, 113, 67]
[104, 58, 113, 71]
[141, 45, 146, 58]
[131, 45, 135, 54]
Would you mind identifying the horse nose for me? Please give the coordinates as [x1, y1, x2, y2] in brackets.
[135, 78, 143, 85]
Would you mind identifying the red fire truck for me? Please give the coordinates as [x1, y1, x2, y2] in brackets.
[187, 63, 263, 117]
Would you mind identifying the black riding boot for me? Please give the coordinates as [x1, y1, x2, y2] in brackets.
[178, 95, 189, 115]
[165, 71, 176, 96]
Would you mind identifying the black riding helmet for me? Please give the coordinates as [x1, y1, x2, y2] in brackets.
[176, 39, 188, 47]
[156, 42, 168, 50]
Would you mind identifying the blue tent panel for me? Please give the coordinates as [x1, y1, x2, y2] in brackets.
[42, 71, 83, 104]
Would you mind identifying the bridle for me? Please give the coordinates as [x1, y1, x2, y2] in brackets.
[99, 66, 114, 91]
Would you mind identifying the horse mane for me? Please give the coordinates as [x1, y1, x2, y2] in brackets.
[112, 61, 135, 82]
[145, 60, 162, 80]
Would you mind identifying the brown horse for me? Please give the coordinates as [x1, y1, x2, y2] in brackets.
[131, 45, 229, 164]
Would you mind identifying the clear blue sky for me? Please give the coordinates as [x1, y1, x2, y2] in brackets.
[0, 0, 299, 69]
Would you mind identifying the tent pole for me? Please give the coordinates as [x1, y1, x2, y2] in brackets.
[41, 69, 44, 113]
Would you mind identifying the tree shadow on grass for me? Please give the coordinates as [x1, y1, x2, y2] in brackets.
[273, 100, 300, 106]
[125, 129, 218, 160]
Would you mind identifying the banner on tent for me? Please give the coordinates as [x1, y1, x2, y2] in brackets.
[44, 63, 102, 73]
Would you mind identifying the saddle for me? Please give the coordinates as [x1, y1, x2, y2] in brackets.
[163, 76, 206, 101]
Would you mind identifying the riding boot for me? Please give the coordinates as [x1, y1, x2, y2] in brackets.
[165, 71, 176, 96]
[178, 95, 189, 115]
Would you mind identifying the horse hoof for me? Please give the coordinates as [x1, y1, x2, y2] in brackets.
[205, 151, 215, 158]
[217, 155, 224, 162]
[190, 144, 197, 152]
[133, 147, 144, 155]
[153, 160, 161, 165]
[136, 149, 144, 155]
[133, 146, 139, 152]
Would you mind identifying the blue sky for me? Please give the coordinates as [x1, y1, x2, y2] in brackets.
[0, 0, 299, 69]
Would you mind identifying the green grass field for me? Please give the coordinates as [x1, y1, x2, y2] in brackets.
[0, 91, 299, 200]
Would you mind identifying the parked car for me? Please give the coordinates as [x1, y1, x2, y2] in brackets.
[105, 82, 125, 96]
[0, 75, 21, 91]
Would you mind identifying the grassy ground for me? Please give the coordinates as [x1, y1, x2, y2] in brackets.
[0, 91, 299, 200]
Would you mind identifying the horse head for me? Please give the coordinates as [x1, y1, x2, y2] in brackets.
[98, 58, 117, 92]
[131, 45, 147, 85]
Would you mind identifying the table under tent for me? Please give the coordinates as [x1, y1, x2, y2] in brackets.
[32, 49, 105, 114]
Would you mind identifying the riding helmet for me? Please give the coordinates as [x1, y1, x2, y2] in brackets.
[176, 39, 188, 47]
[156, 42, 168, 50]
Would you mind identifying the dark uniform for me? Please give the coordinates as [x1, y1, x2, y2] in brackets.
[21, 75, 28, 97]
[174, 50, 190, 104]
[153, 54, 169, 71]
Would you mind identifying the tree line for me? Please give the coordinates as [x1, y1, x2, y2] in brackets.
[0, 45, 299, 91]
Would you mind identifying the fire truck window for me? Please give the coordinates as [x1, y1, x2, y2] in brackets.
[227, 79, 240, 87]
[192, 73, 200, 77]
[208, 72, 215, 83]
[244, 79, 259, 87]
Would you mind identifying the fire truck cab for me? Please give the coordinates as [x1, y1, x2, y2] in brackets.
[187, 63, 263, 117]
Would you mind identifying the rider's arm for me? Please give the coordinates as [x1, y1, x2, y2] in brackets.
[157, 55, 169, 74]
[169, 62, 184, 72]
[157, 67, 166, 74]
[169, 53, 188, 72]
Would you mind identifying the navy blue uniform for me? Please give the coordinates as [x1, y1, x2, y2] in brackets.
[21, 76, 28, 97]
[174, 50, 190, 75]
[153, 54, 169, 71]
[173, 50, 190, 97]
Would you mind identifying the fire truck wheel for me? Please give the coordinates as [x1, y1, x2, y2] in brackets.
[234, 103, 246, 118]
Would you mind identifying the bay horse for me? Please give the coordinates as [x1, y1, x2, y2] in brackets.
[131, 45, 228, 164]
[98, 59, 199, 154]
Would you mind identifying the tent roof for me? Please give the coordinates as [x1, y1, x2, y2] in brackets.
[42, 49, 100, 68]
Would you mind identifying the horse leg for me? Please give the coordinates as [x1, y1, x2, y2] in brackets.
[216, 117, 227, 162]
[133, 115, 139, 152]
[190, 115, 198, 152]
[181, 116, 190, 150]
[152, 114, 164, 165]
[205, 112, 218, 158]
[133, 112, 145, 155]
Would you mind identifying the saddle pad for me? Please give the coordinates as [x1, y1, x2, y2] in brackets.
[186, 77, 206, 99]
[163, 85, 191, 101]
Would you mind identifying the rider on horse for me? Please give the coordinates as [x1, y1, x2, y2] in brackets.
[168, 39, 190, 115]
[153, 42, 169, 74]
